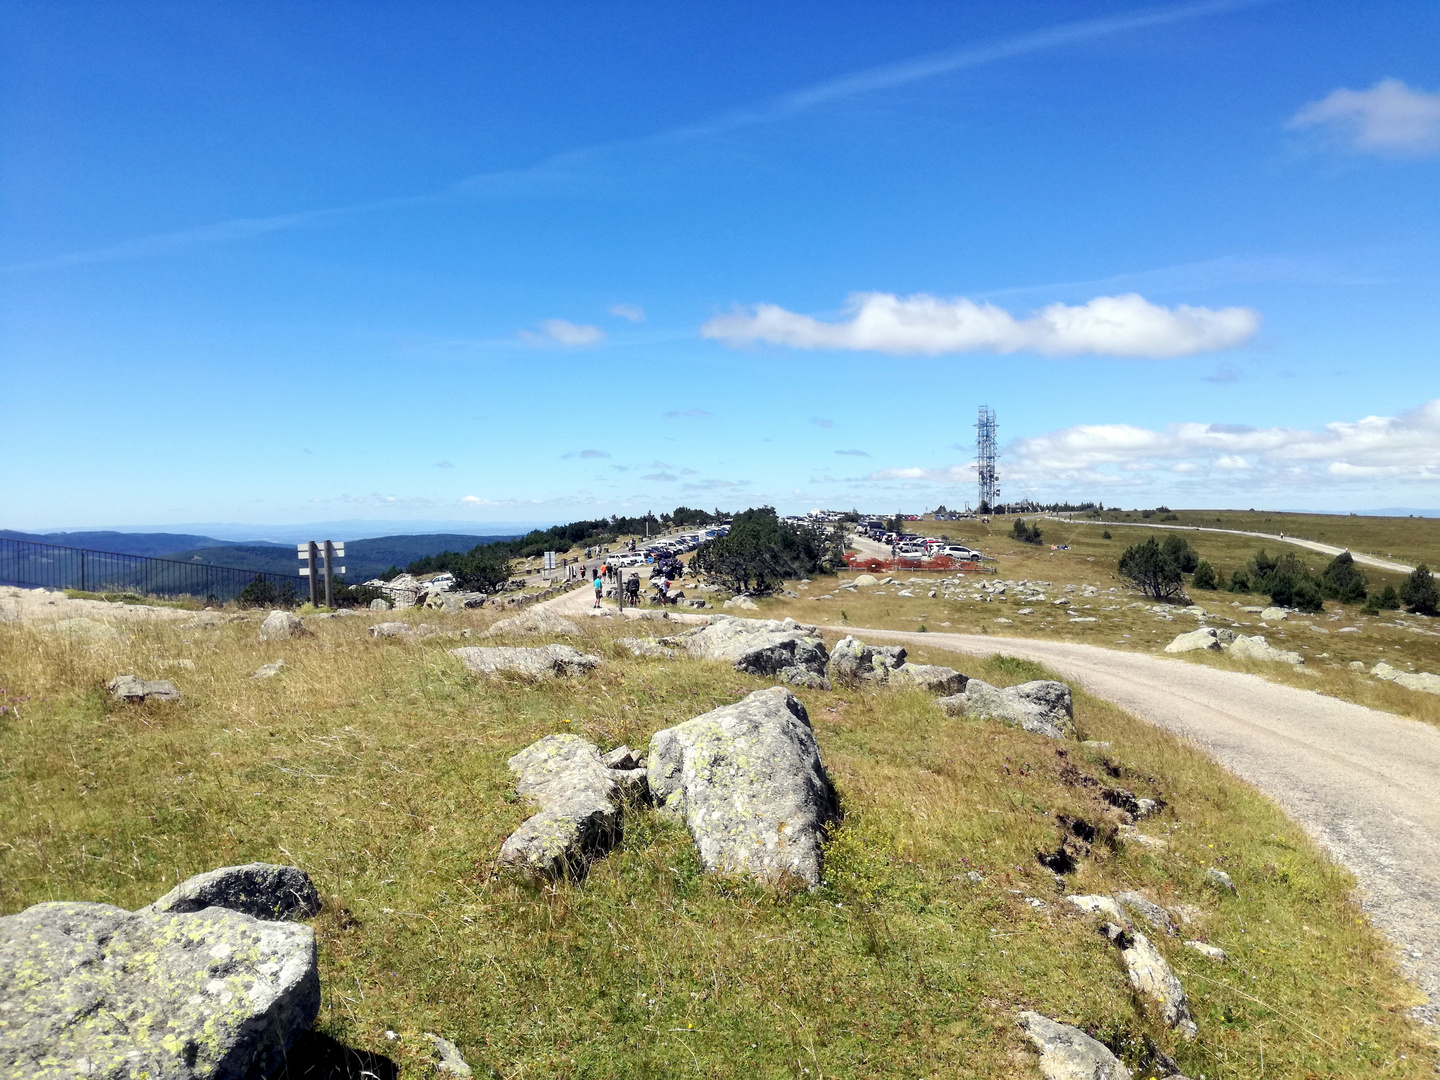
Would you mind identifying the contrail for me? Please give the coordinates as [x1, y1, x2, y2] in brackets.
[3, 0, 1267, 273]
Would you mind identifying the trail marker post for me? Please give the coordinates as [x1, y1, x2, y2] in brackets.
[298, 541, 345, 608]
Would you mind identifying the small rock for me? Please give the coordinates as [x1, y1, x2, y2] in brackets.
[1164, 626, 1234, 654]
[144, 863, 321, 921]
[1118, 825, 1168, 849]
[106, 674, 182, 703]
[251, 660, 286, 679]
[618, 636, 677, 659]
[424, 1032, 474, 1078]
[1101, 923, 1197, 1039]
[1259, 606, 1288, 622]
[260, 610, 307, 641]
[885, 662, 968, 695]
[369, 621, 413, 638]
[938, 679, 1074, 740]
[601, 745, 640, 769]
[369, 597, 391, 611]
[966, 870, 983, 883]
[1348, 660, 1366, 672]
[723, 595, 759, 610]
[1115, 891, 1177, 936]
[993, 617, 1013, 625]
[451, 645, 603, 678]
[780, 666, 832, 691]
[1185, 940, 1228, 961]
[1017, 1011, 1132, 1080]
[1065, 894, 1127, 923]
[1227, 634, 1303, 665]
[1204, 867, 1237, 893]
[500, 735, 636, 878]
[485, 607, 581, 637]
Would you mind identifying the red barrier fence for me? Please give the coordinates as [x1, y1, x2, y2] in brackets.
[844, 553, 996, 574]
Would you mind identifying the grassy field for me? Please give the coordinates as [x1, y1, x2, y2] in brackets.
[1, 604, 1435, 1078]
[750, 515, 1440, 729]
[1077, 509, 1439, 570]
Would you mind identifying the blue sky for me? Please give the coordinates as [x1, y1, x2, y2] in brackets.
[3, 0, 1438, 530]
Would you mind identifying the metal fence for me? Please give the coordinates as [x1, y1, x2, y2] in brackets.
[0, 537, 307, 603]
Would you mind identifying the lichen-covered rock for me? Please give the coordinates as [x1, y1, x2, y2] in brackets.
[107, 674, 183, 703]
[259, 610, 307, 641]
[827, 635, 906, 683]
[886, 663, 968, 695]
[938, 678, 1075, 739]
[1204, 867, 1237, 893]
[424, 1032, 473, 1077]
[450, 644, 602, 677]
[648, 687, 836, 887]
[369, 621, 412, 637]
[485, 607, 581, 638]
[250, 661, 286, 679]
[1101, 923, 1197, 1039]
[500, 734, 641, 878]
[144, 864, 321, 922]
[0, 901, 319, 1079]
[1227, 635, 1302, 665]
[1017, 1011, 1132, 1080]
[779, 666, 831, 691]
[680, 616, 828, 677]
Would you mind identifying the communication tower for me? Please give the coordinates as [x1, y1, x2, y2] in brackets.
[976, 406, 999, 511]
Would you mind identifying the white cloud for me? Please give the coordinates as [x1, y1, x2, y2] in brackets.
[867, 465, 974, 482]
[835, 449, 870, 457]
[1009, 400, 1440, 487]
[519, 319, 605, 346]
[562, 449, 610, 459]
[1289, 78, 1440, 156]
[609, 303, 646, 322]
[702, 292, 1259, 358]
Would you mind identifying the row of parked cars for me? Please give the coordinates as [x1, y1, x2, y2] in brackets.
[607, 525, 729, 568]
[857, 524, 984, 561]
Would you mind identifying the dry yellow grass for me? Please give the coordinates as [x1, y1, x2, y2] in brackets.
[1, 603, 1435, 1077]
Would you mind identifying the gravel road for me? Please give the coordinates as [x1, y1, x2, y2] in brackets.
[830, 624, 1440, 1025]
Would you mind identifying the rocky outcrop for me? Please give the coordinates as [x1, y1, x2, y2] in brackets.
[680, 617, 829, 678]
[451, 644, 602, 677]
[1017, 1011, 1132, 1080]
[43, 617, 124, 641]
[144, 863, 322, 922]
[259, 610, 307, 641]
[618, 636, 677, 658]
[648, 687, 837, 887]
[107, 674, 182, 703]
[1101, 923, 1197, 1039]
[0, 901, 320, 1080]
[1371, 662, 1440, 695]
[1065, 894, 1127, 923]
[499, 734, 646, 879]
[723, 595, 759, 610]
[939, 678, 1075, 739]
[485, 607, 581, 638]
[425, 1033, 474, 1077]
[1228, 635, 1302, 665]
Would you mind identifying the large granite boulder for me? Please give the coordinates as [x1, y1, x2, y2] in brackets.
[259, 611, 307, 641]
[648, 687, 837, 887]
[0, 901, 319, 1079]
[485, 607, 581, 638]
[450, 645, 602, 677]
[1017, 1011, 1132, 1080]
[680, 617, 828, 678]
[500, 734, 646, 879]
[939, 678, 1075, 739]
[107, 675, 182, 703]
[143, 863, 321, 922]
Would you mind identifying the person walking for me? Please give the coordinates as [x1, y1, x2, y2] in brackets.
[593, 572, 603, 608]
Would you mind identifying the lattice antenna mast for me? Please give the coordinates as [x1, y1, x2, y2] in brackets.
[976, 406, 999, 511]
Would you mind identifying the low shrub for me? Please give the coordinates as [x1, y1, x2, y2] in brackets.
[1011, 519, 1043, 545]
[1401, 564, 1439, 616]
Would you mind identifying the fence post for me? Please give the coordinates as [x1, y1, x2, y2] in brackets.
[323, 541, 335, 609]
[308, 542, 319, 607]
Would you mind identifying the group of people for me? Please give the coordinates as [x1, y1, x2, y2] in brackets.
[591, 559, 668, 608]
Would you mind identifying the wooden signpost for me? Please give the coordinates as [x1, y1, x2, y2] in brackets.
[298, 541, 346, 607]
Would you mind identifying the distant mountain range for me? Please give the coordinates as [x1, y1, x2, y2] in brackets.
[0, 530, 285, 557]
[1, 530, 519, 582]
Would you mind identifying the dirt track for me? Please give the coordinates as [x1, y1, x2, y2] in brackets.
[829, 624, 1440, 1026]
